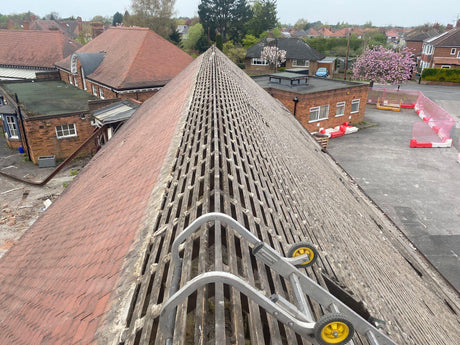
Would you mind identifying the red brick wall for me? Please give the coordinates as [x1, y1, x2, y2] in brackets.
[23, 114, 96, 164]
[266, 85, 368, 132]
[406, 41, 422, 56]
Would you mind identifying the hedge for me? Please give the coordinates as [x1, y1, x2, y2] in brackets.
[421, 68, 460, 83]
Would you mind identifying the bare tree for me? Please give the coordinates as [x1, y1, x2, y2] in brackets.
[129, 0, 176, 38]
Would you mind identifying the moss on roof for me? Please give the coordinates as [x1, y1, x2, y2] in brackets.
[1, 81, 97, 117]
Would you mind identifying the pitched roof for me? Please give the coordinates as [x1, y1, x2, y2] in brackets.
[427, 27, 460, 46]
[0, 48, 459, 345]
[55, 27, 194, 90]
[405, 29, 440, 42]
[0, 30, 81, 69]
[246, 37, 325, 60]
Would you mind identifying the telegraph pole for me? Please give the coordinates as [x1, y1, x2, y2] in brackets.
[344, 28, 351, 80]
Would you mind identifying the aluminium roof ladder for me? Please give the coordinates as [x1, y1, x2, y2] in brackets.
[159, 212, 398, 345]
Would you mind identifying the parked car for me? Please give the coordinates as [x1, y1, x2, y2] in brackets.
[316, 67, 329, 77]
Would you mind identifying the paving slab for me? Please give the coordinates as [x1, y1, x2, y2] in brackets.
[327, 105, 460, 291]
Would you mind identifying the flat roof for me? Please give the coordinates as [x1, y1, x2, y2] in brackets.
[0, 80, 97, 117]
[253, 75, 366, 94]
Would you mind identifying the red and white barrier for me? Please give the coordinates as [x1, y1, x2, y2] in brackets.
[412, 95, 455, 148]
[319, 122, 358, 138]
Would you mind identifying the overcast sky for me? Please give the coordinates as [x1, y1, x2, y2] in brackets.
[3, 0, 459, 27]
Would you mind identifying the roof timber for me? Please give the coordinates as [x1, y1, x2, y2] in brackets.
[114, 49, 460, 345]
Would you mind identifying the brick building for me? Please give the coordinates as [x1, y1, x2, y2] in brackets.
[245, 37, 324, 75]
[253, 73, 368, 132]
[55, 27, 194, 102]
[420, 27, 460, 71]
[0, 30, 81, 80]
[0, 47, 458, 345]
[0, 80, 105, 164]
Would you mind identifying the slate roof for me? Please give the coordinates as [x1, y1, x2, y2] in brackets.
[246, 37, 325, 61]
[0, 48, 459, 345]
[55, 27, 194, 90]
[405, 29, 440, 42]
[427, 27, 460, 46]
[0, 30, 81, 69]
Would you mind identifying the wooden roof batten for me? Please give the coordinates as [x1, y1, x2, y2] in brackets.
[115, 47, 460, 345]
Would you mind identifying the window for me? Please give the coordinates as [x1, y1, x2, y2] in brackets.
[457, 50, 460, 58]
[252, 58, 268, 65]
[56, 123, 77, 139]
[92, 85, 97, 96]
[351, 99, 360, 113]
[99, 88, 105, 99]
[292, 59, 309, 67]
[441, 65, 451, 69]
[451, 48, 456, 55]
[73, 77, 78, 87]
[335, 101, 345, 117]
[309, 105, 329, 122]
[5, 115, 19, 139]
[69, 75, 73, 85]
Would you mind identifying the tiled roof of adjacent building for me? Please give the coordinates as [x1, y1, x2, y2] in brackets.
[427, 27, 460, 46]
[246, 37, 325, 60]
[55, 27, 194, 90]
[405, 29, 440, 42]
[0, 48, 459, 345]
[0, 30, 81, 69]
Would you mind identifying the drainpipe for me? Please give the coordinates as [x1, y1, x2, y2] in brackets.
[293, 97, 299, 116]
[15, 93, 32, 162]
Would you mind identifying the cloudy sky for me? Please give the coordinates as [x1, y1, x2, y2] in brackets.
[3, 0, 459, 27]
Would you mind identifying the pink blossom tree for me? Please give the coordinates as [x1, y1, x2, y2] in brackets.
[261, 46, 287, 71]
[353, 46, 415, 87]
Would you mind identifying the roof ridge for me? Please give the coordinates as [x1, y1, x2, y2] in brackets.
[118, 29, 151, 87]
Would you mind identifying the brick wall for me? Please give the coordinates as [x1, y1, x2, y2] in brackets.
[406, 41, 422, 56]
[23, 114, 96, 164]
[266, 84, 368, 132]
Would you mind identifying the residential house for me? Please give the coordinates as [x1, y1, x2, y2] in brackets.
[404, 29, 440, 73]
[420, 27, 460, 71]
[0, 80, 106, 164]
[55, 27, 194, 102]
[245, 37, 324, 75]
[253, 72, 368, 132]
[177, 24, 189, 38]
[0, 47, 458, 345]
[0, 30, 81, 80]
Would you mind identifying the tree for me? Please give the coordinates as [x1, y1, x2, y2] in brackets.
[198, 0, 251, 42]
[242, 34, 259, 48]
[261, 46, 286, 71]
[130, 0, 176, 38]
[246, 0, 278, 37]
[113, 12, 123, 26]
[294, 18, 310, 31]
[353, 46, 415, 86]
[223, 40, 246, 68]
[215, 34, 223, 50]
[182, 23, 204, 52]
[169, 30, 181, 46]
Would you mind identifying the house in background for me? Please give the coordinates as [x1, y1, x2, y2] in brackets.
[0, 80, 109, 164]
[253, 73, 368, 133]
[420, 27, 460, 71]
[404, 29, 440, 73]
[245, 37, 324, 75]
[55, 27, 194, 102]
[0, 30, 81, 80]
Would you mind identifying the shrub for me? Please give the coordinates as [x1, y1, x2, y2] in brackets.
[421, 68, 460, 83]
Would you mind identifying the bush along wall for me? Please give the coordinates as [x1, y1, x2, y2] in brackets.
[421, 68, 460, 83]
